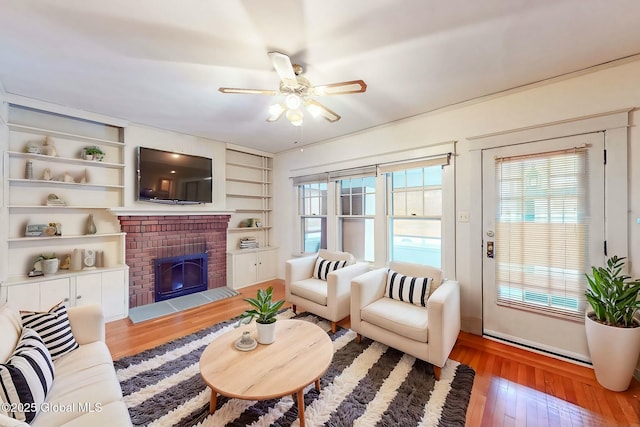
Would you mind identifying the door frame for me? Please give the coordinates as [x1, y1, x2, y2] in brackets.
[465, 109, 629, 347]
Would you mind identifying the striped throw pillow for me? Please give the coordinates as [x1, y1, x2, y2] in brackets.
[21, 302, 79, 360]
[0, 328, 55, 423]
[313, 257, 348, 281]
[385, 269, 433, 307]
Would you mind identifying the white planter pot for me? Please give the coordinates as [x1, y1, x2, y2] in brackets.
[256, 321, 276, 345]
[41, 258, 59, 276]
[585, 311, 640, 391]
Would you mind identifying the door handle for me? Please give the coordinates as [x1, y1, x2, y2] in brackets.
[486, 241, 494, 258]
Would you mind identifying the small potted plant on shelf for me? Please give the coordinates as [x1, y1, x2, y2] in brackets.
[584, 255, 640, 391]
[82, 146, 105, 161]
[237, 286, 285, 345]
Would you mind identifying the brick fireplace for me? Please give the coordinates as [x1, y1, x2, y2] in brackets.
[117, 214, 230, 308]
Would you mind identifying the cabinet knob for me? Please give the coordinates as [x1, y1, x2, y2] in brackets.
[64, 298, 70, 302]
[76, 295, 82, 300]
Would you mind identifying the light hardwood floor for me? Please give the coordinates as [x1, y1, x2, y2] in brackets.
[106, 280, 640, 427]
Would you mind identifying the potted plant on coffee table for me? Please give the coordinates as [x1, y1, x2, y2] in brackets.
[238, 286, 285, 345]
[584, 255, 640, 391]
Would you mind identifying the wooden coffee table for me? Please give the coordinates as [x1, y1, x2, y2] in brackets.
[199, 319, 333, 427]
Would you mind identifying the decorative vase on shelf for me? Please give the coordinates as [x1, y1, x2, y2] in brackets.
[86, 214, 97, 235]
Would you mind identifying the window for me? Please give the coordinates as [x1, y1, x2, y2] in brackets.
[298, 182, 327, 253]
[338, 176, 376, 261]
[386, 165, 443, 267]
[495, 148, 589, 321]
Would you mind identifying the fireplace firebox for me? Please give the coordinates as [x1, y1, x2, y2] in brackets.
[154, 253, 208, 302]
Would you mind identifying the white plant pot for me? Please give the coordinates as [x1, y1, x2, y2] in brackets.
[256, 321, 276, 345]
[41, 258, 59, 276]
[585, 311, 640, 391]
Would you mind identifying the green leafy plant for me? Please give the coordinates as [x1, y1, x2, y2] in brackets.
[84, 146, 104, 155]
[238, 286, 285, 325]
[34, 253, 57, 262]
[585, 256, 640, 328]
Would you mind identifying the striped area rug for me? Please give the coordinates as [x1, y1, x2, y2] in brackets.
[114, 309, 475, 427]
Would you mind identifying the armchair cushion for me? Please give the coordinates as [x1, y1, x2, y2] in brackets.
[313, 257, 347, 280]
[361, 297, 429, 342]
[21, 302, 80, 360]
[385, 269, 433, 307]
[289, 278, 329, 306]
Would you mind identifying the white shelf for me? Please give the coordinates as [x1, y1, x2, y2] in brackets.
[226, 193, 269, 199]
[227, 227, 272, 232]
[227, 246, 278, 256]
[3, 265, 128, 286]
[226, 177, 272, 184]
[8, 232, 126, 243]
[8, 178, 124, 190]
[7, 151, 124, 168]
[9, 205, 113, 210]
[234, 208, 272, 213]
[226, 161, 272, 171]
[8, 123, 123, 148]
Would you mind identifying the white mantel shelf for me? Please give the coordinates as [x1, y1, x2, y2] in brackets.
[109, 208, 235, 216]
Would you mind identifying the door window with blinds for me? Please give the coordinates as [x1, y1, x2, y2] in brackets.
[494, 148, 590, 321]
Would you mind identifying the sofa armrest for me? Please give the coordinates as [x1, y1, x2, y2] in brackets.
[350, 268, 387, 331]
[67, 304, 105, 344]
[426, 280, 461, 367]
[0, 413, 29, 426]
[285, 256, 317, 300]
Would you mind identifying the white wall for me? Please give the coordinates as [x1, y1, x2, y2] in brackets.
[273, 59, 640, 344]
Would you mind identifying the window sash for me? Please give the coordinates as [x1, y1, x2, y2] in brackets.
[495, 149, 589, 321]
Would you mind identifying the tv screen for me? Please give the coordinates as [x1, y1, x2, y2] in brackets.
[137, 147, 213, 204]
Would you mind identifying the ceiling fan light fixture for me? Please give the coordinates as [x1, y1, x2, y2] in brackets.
[285, 94, 301, 110]
[286, 109, 304, 126]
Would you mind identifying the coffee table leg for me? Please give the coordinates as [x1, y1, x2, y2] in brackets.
[209, 389, 217, 414]
[297, 389, 305, 427]
[315, 379, 321, 391]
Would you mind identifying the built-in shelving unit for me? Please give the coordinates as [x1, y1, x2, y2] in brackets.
[0, 103, 129, 320]
[225, 147, 277, 289]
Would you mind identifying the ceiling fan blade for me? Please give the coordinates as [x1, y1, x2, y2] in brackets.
[267, 51, 299, 89]
[218, 87, 278, 95]
[305, 99, 341, 123]
[309, 79, 367, 96]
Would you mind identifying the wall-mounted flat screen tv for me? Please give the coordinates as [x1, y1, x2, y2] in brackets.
[137, 146, 213, 204]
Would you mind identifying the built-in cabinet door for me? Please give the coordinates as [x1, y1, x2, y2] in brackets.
[257, 250, 277, 282]
[6, 282, 41, 312]
[75, 274, 102, 307]
[40, 278, 72, 310]
[101, 269, 126, 321]
[234, 252, 259, 289]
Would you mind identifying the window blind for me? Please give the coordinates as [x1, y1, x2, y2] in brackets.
[495, 147, 589, 322]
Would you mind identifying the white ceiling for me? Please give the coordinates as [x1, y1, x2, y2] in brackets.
[1, 1, 639, 154]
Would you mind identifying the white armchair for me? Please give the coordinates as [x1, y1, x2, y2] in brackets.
[286, 249, 370, 333]
[350, 261, 460, 379]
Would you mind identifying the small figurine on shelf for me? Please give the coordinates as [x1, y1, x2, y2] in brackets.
[86, 214, 97, 235]
[42, 168, 52, 181]
[42, 136, 57, 157]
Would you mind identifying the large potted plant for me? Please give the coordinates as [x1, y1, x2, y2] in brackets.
[585, 255, 640, 391]
[238, 286, 285, 345]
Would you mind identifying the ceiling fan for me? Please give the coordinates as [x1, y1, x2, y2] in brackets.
[219, 52, 367, 126]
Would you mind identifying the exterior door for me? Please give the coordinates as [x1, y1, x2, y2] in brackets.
[482, 132, 604, 361]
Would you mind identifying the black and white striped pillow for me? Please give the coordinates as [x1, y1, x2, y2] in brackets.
[313, 257, 348, 281]
[21, 302, 79, 360]
[0, 327, 55, 423]
[385, 269, 433, 307]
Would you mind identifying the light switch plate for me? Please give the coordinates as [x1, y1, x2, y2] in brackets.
[457, 211, 470, 222]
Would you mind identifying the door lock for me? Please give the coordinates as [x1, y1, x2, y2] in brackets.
[486, 241, 494, 258]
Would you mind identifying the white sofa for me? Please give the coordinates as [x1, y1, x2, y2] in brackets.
[286, 249, 370, 333]
[350, 261, 460, 379]
[0, 303, 132, 427]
